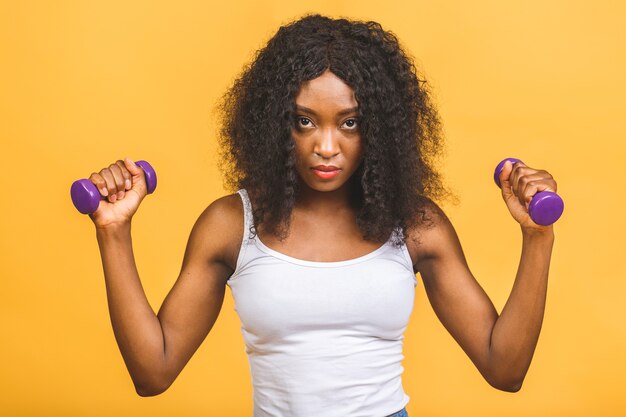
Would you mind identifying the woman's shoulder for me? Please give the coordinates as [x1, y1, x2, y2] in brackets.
[197, 191, 244, 226]
[191, 191, 245, 273]
[206, 191, 244, 216]
[404, 197, 454, 269]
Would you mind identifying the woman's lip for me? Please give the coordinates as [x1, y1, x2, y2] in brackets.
[312, 165, 340, 172]
[312, 168, 341, 179]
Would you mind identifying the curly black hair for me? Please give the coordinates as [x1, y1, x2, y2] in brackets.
[215, 13, 456, 246]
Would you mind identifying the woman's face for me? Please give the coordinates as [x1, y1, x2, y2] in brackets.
[291, 69, 363, 195]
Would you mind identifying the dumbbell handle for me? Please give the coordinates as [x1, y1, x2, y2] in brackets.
[494, 157, 563, 226]
[70, 160, 157, 214]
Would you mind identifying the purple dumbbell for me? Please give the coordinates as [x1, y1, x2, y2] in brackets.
[70, 160, 157, 214]
[494, 157, 563, 226]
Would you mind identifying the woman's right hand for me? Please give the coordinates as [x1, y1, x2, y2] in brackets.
[88, 157, 149, 229]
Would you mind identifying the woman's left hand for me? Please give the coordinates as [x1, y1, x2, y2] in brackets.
[498, 160, 558, 232]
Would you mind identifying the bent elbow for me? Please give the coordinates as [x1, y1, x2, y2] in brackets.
[497, 381, 523, 393]
[135, 382, 169, 397]
[131, 363, 175, 397]
[487, 375, 524, 393]
[134, 376, 172, 397]
[135, 385, 164, 397]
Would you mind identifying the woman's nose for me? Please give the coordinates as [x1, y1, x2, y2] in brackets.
[314, 128, 340, 158]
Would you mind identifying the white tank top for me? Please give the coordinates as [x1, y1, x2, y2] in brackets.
[226, 189, 418, 417]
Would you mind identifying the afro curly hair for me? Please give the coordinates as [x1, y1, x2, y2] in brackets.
[216, 13, 456, 246]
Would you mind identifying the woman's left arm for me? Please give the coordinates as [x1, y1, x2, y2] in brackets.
[411, 161, 556, 392]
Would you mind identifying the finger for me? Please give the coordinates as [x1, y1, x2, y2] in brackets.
[519, 175, 545, 209]
[99, 168, 119, 203]
[509, 161, 527, 197]
[516, 170, 541, 207]
[534, 171, 557, 193]
[518, 171, 552, 204]
[115, 159, 132, 190]
[108, 163, 127, 200]
[88, 172, 109, 197]
[549, 178, 557, 193]
[512, 164, 539, 206]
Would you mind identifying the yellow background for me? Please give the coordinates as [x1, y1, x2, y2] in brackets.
[1, 0, 624, 416]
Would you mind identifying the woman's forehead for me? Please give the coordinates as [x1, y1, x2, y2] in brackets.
[295, 70, 357, 110]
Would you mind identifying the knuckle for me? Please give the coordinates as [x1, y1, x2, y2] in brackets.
[116, 160, 128, 172]
[119, 167, 131, 180]
[89, 178, 105, 189]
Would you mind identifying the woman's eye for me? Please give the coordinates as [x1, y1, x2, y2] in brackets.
[343, 118, 358, 129]
[297, 117, 313, 128]
[295, 117, 358, 129]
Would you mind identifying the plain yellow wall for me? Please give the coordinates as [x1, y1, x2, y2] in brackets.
[1, 0, 624, 416]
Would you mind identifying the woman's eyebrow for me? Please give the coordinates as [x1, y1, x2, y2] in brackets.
[295, 105, 359, 116]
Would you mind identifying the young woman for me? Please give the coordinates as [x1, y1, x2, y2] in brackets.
[87, 14, 556, 417]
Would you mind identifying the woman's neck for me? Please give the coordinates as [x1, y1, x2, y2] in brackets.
[294, 179, 359, 215]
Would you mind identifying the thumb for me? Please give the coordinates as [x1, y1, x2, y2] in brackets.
[123, 157, 148, 196]
[499, 160, 514, 198]
[123, 157, 143, 176]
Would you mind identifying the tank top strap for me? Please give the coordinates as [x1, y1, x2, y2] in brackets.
[229, 189, 257, 280]
[237, 188, 256, 242]
[392, 227, 417, 279]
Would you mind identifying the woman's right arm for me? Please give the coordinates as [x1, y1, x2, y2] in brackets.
[90, 158, 241, 396]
